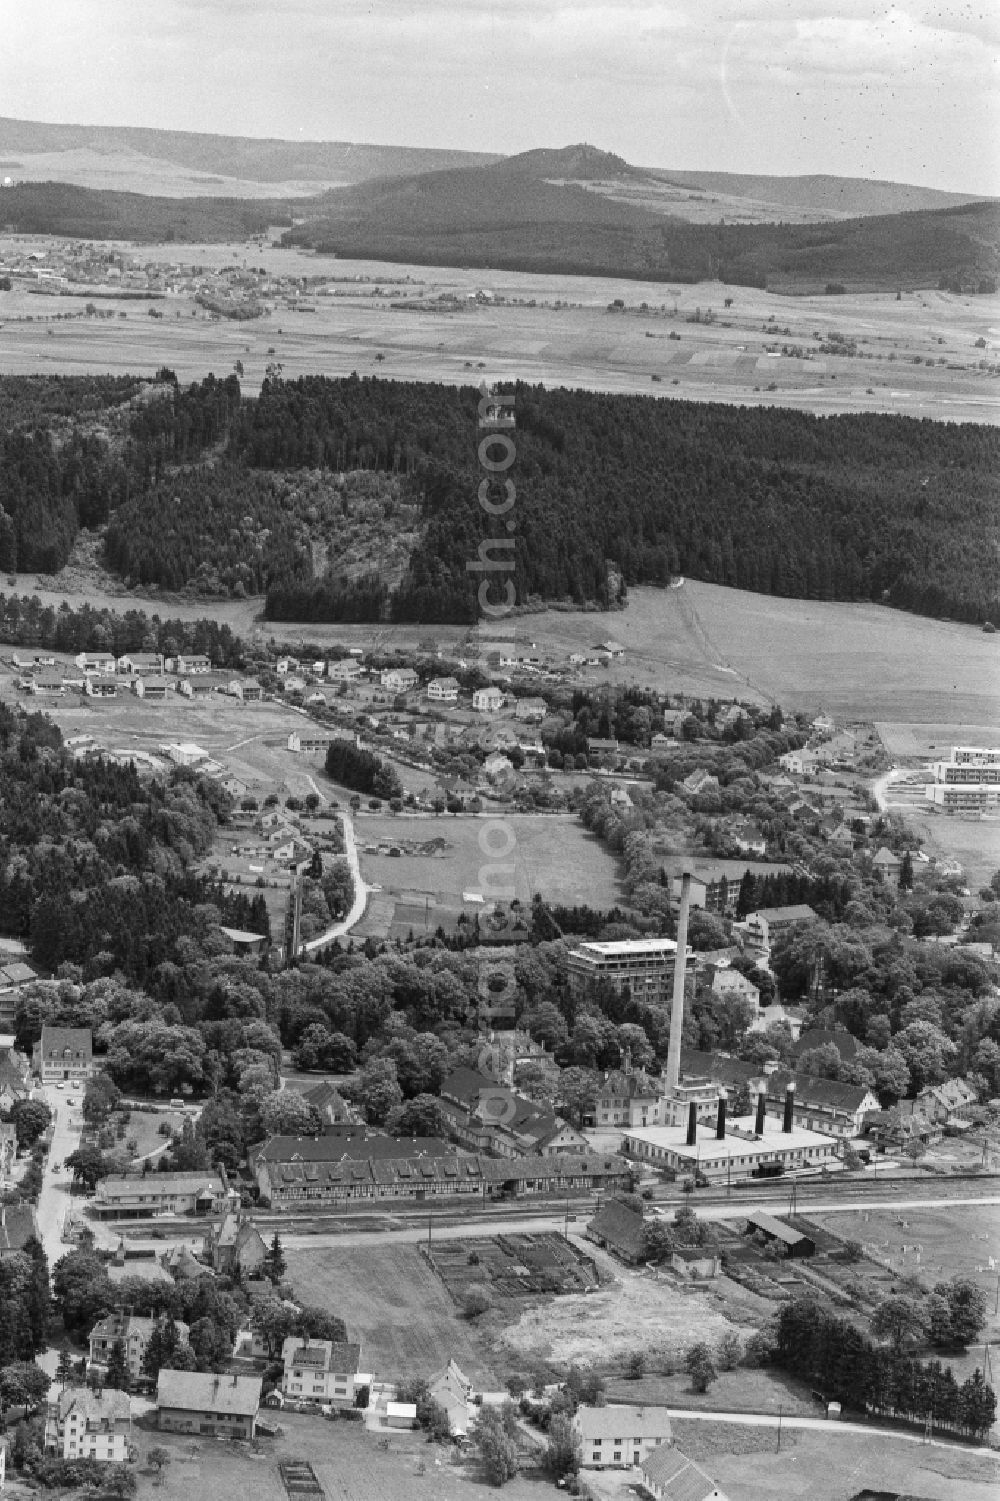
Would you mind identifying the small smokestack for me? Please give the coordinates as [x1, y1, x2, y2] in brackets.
[665, 872, 692, 1090]
[716, 1090, 727, 1141]
[754, 1091, 766, 1136]
[686, 1101, 698, 1147]
[783, 1083, 796, 1134]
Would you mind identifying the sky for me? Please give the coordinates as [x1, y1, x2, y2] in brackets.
[3, 0, 999, 192]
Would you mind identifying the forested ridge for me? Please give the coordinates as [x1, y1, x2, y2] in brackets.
[1, 371, 998, 627]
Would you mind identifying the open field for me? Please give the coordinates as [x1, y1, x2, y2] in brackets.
[669, 1419, 1000, 1501]
[496, 1238, 754, 1371]
[285, 1242, 499, 1387]
[131, 1412, 545, 1501]
[809, 1203, 1000, 1388]
[1, 234, 997, 422]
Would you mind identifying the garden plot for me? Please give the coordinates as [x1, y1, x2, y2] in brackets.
[427, 1233, 600, 1303]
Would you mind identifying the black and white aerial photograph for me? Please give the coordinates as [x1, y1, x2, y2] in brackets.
[0, 3, 997, 1499]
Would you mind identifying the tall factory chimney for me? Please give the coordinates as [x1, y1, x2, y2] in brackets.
[686, 1101, 698, 1147]
[665, 871, 692, 1090]
[716, 1090, 727, 1141]
[783, 1083, 796, 1134]
[754, 1090, 766, 1136]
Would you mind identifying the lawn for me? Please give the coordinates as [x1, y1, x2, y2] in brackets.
[670, 1418, 1000, 1501]
[131, 1413, 550, 1501]
[285, 1242, 500, 1387]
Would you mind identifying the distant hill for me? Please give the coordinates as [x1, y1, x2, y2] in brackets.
[0, 181, 294, 241]
[285, 150, 1000, 292]
[0, 118, 500, 188]
[646, 170, 990, 218]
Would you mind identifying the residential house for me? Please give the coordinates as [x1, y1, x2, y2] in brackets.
[84, 676, 118, 699]
[711, 967, 760, 1012]
[586, 738, 619, 765]
[33, 1025, 93, 1082]
[380, 667, 417, 694]
[735, 905, 818, 964]
[228, 677, 263, 702]
[156, 1370, 262, 1439]
[427, 676, 459, 704]
[174, 654, 212, 675]
[681, 770, 719, 797]
[0, 1203, 39, 1258]
[89, 1313, 190, 1382]
[300, 1079, 359, 1125]
[585, 1199, 647, 1265]
[280, 1337, 368, 1409]
[641, 1443, 729, 1501]
[659, 709, 695, 739]
[427, 1360, 474, 1437]
[439, 1067, 588, 1158]
[74, 652, 116, 676]
[203, 1209, 267, 1277]
[575, 1404, 673, 1470]
[132, 676, 173, 701]
[45, 1387, 132, 1463]
[671, 1246, 721, 1280]
[116, 652, 162, 675]
[514, 696, 547, 722]
[177, 673, 228, 699]
[92, 1171, 238, 1220]
[601, 640, 626, 659]
[275, 656, 299, 676]
[0, 1039, 31, 1110]
[473, 686, 505, 714]
[326, 657, 361, 682]
[872, 847, 902, 882]
[591, 1069, 662, 1128]
[911, 1077, 978, 1126]
[730, 821, 766, 856]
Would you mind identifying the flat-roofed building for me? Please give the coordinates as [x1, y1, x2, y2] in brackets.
[623, 1113, 838, 1183]
[567, 938, 695, 1004]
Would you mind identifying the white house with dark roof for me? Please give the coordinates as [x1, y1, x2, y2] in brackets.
[45, 1386, 132, 1462]
[33, 1025, 93, 1082]
[280, 1337, 369, 1408]
[427, 676, 460, 704]
[574, 1403, 673, 1469]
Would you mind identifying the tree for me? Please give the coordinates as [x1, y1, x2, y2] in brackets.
[0, 1362, 50, 1416]
[899, 851, 914, 890]
[386, 1093, 446, 1138]
[65, 1145, 110, 1191]
[870, 1296, 926, 1353]
[624, 1350, 646, 1380]
[263, 1234, 286, 1286]
[543, 1412, 582, 1478]
[52, 1251, 113, 1342]
[6, 1098, 52, 1148]
[147, 1446, 171, 1485]
[105, 1338, 130, 1391]
[685, 1343, 717, 1393]
[355, 1057, 403, 1125]
[958, 1369, 997, 1438]
[259, 1092, 323, 1139]
[82, 1074, 121, 1126]
[55, 1348, 75, 1390]
[463, 1286, 492, 1319]
[471, 1401, 521, 1486]
[554, 1066, 599, 1128]
[934, 1278, 988, 1348]
[641, 1220, 674, 1265]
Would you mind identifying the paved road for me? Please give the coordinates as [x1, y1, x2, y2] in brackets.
[34, 1083, 85, 1269]
[301, 810, 368, 955]
[277, 1191, 1000, 1252]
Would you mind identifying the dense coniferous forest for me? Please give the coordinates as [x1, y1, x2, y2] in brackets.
[240, 376, 1000, 626]
[1, 372, 998, 627]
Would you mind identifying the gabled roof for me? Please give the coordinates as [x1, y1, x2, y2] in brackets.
[641, 1442, 721, 1501]
[57, 1386, 131, 1424]
[791, 1029, 859, 1063]
[38, 1025, 92, 1058]
[587, 1199, 646, 1260]
[680, 1049, 761, 1089]
[157, 1370, 261, 1416]
[575, 1403, 672, 1442]
[766, 1070, 875, 1113]
[746, 1212, 811, 1247]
